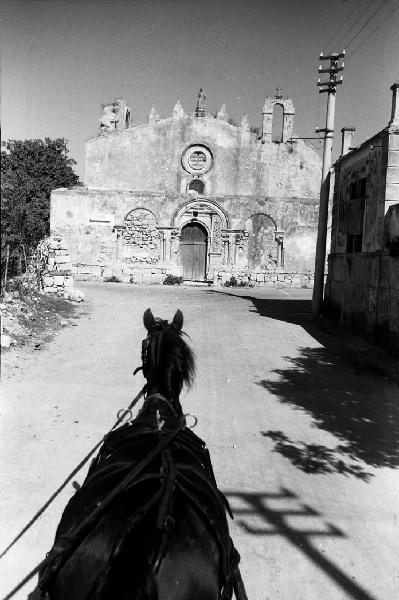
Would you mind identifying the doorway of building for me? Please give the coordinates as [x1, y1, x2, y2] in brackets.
[180, 222, 207, 280]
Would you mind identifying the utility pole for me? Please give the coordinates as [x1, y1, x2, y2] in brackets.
[312, 50, 345, 317]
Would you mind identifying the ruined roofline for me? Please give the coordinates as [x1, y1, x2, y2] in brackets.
[87, 113, 260, 143]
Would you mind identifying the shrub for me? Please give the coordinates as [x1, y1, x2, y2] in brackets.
[223, 276, 238, 287]
[163, 274, 183, 285]
[104, 275, 121, 283]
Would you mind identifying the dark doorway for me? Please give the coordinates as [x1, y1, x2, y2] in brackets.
[188, 179, 205, 194]
[180, 222, 207, 280]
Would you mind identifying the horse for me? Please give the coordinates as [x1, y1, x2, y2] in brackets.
[35, 308, 245, 600]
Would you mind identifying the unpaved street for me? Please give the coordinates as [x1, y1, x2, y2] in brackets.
[1, 282, 399, 600]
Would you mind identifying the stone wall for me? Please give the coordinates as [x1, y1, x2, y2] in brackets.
[325, 253, 399, 356]
[35, 236, 74, 295]
[51, 188, 319, 274]
[213, 268, 314, 288]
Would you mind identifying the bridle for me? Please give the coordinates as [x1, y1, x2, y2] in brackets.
[134, 317, 179, 379]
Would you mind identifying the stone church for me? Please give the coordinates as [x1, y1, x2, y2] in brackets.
[51, 90, 322, 284]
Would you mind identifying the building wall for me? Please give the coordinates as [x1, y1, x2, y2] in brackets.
[52, 93, 322, 282]
[85, 113, 320, 199]
[325, 253, 399, 356]
[325, 85, 399, 356]
[51, 188, 318, 276]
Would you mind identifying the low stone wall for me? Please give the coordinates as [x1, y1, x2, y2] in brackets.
[72, 260, 313, 288]
[74, 261, 183, 285]
[35, 236, 74, 295]
[213, 268, 314, 288]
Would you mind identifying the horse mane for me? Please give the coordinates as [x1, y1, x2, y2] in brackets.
[145, 319, 195, 399]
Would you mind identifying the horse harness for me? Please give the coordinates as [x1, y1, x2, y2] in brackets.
[39, 393, 244, 600]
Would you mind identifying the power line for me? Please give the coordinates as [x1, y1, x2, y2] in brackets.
[324, 0, 363, 54]
[345, 0, 389, 48]
[333, 0, 375, 51]
[346, 3, 399, 58]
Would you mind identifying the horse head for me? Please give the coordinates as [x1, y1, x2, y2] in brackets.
[140, 308, 195, 404]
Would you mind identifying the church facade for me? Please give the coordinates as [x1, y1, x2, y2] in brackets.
[51, 90, 322, 284]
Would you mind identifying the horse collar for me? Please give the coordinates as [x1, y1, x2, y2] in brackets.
[145, 393, 180, 419]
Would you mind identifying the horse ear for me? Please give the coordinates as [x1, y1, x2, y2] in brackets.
[172, 309, 184, 331]
[143, 308, 156, 331]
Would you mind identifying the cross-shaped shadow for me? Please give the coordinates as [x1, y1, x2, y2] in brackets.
[226, 487, 378, 600]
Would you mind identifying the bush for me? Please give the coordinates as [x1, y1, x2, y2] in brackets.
[104, 275, 121, 283]
[223, 275, 250, 288]
[163, 274, 183, 285]
[223, 276, 238, 287]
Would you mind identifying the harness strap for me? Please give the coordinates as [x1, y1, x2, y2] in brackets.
[39, 417, 186, 591]
[0, 386, 146, 565]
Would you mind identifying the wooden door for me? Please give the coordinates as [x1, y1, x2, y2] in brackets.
[180, 223, 207, 280]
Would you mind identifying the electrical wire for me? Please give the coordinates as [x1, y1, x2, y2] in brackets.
[323, 0, 363, 54]
[332, 0, 375, 52]
[345, 0, 389, 49]
[346, 3, 399, 58]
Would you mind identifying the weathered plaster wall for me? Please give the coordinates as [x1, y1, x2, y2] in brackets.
[326, 102, 399, 356]
[330, 128, 399, 255]
[325, 253, 399, 356]
[51, 188, 318, 274]
[85, 114, 321, 199]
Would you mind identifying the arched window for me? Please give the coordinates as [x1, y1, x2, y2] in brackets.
[272, 103, 284, 143]
[188, 179, 205, 194]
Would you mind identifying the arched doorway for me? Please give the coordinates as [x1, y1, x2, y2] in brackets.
[180, 222, 207, 280]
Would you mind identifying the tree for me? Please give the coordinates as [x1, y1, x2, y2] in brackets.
[1, 138, 80, 273]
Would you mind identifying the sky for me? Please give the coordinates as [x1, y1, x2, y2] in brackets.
[1, 0, 398, 181]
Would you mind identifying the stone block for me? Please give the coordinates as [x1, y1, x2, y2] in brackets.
[142, 272, 152, 284]
[78, 266, 93, 274]
[43, 275, 54, 287]
[67, 289, 85, 302]
[55, 255, 71, 264]
[53, 275, 65, 286]
[64, 277, 74, 287]
[91, 266, 102, 278]
[292, 276, 301, 287]
[1, 334, 11, 348]
[386, 166, 399, 185]
[385, 183, 399, 202]
[387, 150, 399, 167]
[388, 133, 399, 150]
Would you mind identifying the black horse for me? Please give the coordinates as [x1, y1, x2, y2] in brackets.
[36, 309, 245, 600]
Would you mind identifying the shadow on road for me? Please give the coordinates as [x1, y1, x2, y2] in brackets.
[227, 488, 378, 600]
[258, 344, 399, 475]
[207, 290, 399, 478]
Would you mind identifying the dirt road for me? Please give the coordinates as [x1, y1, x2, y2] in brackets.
[1, 282, 398, 600]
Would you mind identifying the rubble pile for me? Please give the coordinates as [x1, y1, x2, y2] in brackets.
[0, 289, 75, 349]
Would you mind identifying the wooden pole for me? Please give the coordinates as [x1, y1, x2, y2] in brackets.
[4, 245, 10, 290]
[312, 51, 344, 317]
